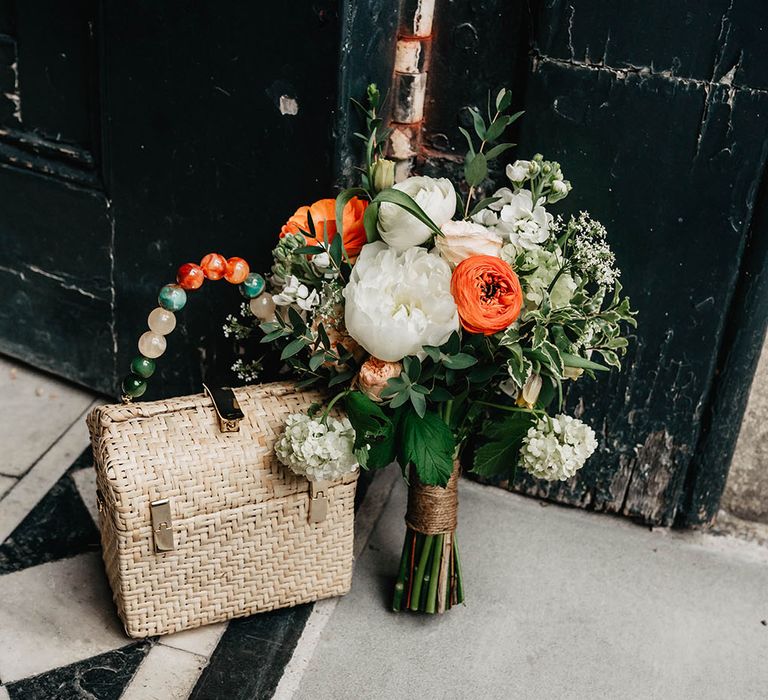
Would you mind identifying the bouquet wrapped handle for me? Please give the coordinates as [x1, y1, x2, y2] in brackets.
[119, 253, 270, 402]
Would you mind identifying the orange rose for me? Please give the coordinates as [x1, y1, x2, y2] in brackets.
[280, 197, 368, 259]
[450, 255, 523, 335]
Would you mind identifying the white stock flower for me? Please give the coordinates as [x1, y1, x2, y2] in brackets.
[377, 176, 456, 250]
[275, 413, 358, 482]
[506, 160, 532, 183]
[272, 275, 319, 311]
[343, 241, 459, 362]
[495, 190, 552, 251]
[435, 220, 503, 267]
[519, 414, 597, 481]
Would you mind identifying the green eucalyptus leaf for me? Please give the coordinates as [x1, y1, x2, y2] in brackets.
[442, 353, 478, 370]
[465, 152, 488, 187]
[280, 337, 308, 360]
[458, 126, 475, 156]
[468, 107, 486, 140]
[409, 390, 427, 418]
[485, 142, 515, 160]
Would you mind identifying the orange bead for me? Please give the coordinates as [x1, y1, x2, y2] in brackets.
[225, 257, 250, 284]
[200, 253, 227, 280]
[176, 262, 205, 290]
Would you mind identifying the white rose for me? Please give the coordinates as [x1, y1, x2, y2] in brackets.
[435, 220, 503, 267]
[506, 160, 531, 183]
[377, 176, 456, 250]
[495, 189, 552, 251]
[343, 242, 459, 361]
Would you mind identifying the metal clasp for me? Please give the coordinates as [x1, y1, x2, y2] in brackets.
[150, 498, 175, 552]
[309, 480, 331, 524]
[203, 384, 244, 433]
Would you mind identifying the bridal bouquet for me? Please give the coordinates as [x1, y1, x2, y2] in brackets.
[226, 85, 636, 614]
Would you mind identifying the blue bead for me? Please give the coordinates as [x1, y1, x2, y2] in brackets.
[240, 273, 266, 299]
[158, 284, 187, 311]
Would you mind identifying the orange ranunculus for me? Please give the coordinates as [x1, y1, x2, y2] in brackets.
[450, 255, 523, 335]
[280, 197, 368, 258]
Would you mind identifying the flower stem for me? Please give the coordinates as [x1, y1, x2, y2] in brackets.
[409, 534, 434, 612]
[425, 533, 444, 613]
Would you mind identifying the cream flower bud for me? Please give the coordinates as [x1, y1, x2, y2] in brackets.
[356, 357, 402, 401]
[435, 220, 503, 267]
[372, 158, 396, 192]
[516, 373, 543, 408]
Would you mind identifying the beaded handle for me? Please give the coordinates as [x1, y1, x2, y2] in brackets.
[120, 253, 276, 401]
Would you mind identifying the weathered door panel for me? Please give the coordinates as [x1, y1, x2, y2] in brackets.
[418, 0, 768, 525]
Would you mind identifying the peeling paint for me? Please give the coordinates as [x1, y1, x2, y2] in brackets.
[278, 95, 299, 116]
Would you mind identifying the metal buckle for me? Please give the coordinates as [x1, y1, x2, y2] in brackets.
[203, 384, 245, 433]
[150, 499, 175, 552]
[309, 480, 331, 524]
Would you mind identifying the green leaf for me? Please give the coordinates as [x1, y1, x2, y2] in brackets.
[441, 331, 461, 355]
[403, 355, 421, 382]
[344, 391, 393, 450]
[399, 409, 455, 487]
[329, 230, 343, 267]
[458, 126, 475, 156]
[293, 245, 326, 255]
[295, 376, 320, 390]
[309, 352, 325, 371]
[495, 88, 513, 112]
[485, 142, 515, 160]
[280, 337, 308, 360]
[472, 412, 535, 478]
[468, 107, 486, 140]
[468, 196, 502, 218]
[335, 188, 368, 243]
[305, 209, 317, 238]
[422, 345, 441, 362]
[328, 370, 354, 387]
[560, 352, 610, 372]
[363, 200, 380, 242]
[464, 152, 488, 187]
[409, 389, 427, 418]
[374, 189, 442, 237]
[442, 353, 478, 370]
[484, 115, 512, 143]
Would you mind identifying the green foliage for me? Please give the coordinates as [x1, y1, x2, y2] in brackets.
[472, 412, 536, 479]
[399, 408, 455, 487]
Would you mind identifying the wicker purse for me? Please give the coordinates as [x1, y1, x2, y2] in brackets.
[86, 259, 358, 638]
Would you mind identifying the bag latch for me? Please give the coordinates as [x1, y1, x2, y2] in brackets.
[203, 384, 245, 433]
[309, 480, 331, 524]
[150, 498, 175, 552]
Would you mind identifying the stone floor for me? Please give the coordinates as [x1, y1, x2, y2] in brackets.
[1, 355, 767, 699]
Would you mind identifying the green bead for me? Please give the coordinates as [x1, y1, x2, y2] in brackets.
[121, 373, 147, 398]
[131, 356, 156, 379]
[158, 284, 187, 311]
[240, 272, 266, 299]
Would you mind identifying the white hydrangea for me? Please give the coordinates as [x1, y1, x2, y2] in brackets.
[275, 413, 358, 482]
[519, 414, 597, 481]
[506, 246, 576, 309]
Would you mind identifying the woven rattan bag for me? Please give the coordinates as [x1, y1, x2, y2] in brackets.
[88, 383, 358, 638]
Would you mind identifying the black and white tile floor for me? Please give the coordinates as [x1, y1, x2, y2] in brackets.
[0, 358, 392, 700]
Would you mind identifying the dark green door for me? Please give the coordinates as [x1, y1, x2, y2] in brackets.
[0, 2, 342, 393]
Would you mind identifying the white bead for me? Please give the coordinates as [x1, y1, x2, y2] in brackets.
[147, 307, 176, 335]
[250, 294, 276, 322]
[138, 331, 167, 359]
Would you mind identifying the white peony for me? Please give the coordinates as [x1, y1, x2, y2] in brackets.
[494, 190, 552, 251]
[343, 241, 459, 362]
[435, 220, 503, 267]
[275, 413, 358, 482]
[519, 414, 597, 481]
[377, 176, 456, 250]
